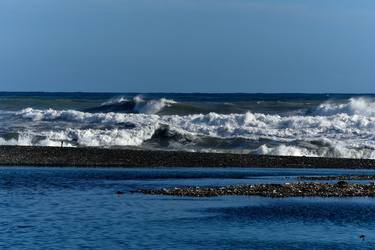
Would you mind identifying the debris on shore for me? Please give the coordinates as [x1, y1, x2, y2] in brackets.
[137, 182, 375, 198]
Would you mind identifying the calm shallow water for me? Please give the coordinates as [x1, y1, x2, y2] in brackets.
[0, 167, 375, 249]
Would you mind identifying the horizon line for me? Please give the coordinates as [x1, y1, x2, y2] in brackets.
[0, 91, 374, 95]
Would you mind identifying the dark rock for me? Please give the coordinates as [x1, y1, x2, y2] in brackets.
[336, 181, 349, 187]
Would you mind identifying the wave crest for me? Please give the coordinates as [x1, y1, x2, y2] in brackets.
[8, 105, 375, 158]
[314, 97, 375, 116]
[256, 141, 375, 159]
[87, 95, 177, 114]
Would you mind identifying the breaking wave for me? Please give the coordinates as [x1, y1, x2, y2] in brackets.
[314, 97, 375, 116]
[86, 95, 177, 114]
[256, 142, 375, 159]
[5, 100, 375, 159]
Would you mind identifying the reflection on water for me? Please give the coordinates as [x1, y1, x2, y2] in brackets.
[0, 167, 374, 249]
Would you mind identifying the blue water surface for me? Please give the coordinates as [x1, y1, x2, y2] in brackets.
[0, 167, 374, 249]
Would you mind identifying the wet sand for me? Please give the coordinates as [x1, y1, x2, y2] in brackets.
[1, 145, 375, 168]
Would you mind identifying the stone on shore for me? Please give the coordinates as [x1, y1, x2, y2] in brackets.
[138, 182, 375, 198]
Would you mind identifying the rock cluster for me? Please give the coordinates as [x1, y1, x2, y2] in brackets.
[138, 182, 375, 198]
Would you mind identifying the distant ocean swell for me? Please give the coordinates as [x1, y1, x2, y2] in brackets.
[86, 94, 375, 117]
[0, 96, 374, 159]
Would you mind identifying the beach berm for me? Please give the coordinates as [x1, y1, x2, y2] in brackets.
[2, 145, 375, 168]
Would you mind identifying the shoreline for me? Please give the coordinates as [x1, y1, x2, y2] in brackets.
[0, 145, 375, 168]
[138, 182, 375, 197]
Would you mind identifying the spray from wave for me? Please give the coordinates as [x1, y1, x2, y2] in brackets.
[1, 96, 375, 159]
[9, 97, 375, 159]
[89, 95, 177, 114]
[314, 97, 375, 116]
[255, 141, 375, 159]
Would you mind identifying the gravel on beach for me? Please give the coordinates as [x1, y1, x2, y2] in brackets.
[137, 181, 375, 198]
[1, 145, 375, 168]
[298, 176, 375, 181]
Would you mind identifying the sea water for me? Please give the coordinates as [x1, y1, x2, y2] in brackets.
[0, 167, 374, 249]
[1, 93, 375, 158]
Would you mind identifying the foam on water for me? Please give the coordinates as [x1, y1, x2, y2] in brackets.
[133, 96, 177, 114]
[315, 97, 375, 116]
[1, 97, 375, 159]
[97, 95, 177, 114]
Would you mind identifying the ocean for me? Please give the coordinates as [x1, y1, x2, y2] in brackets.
[0, 92, 375, 158]
[1, 167, 374, 249]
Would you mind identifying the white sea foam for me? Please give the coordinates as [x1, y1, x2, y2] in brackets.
[256, 142, 375, 159]
[100, 95, 177, 114]
[101, 96, 129, 106]
[8, 98, 375, 159]
[42, 127, 157, 147]
[0, 132, 73, 147]
[133, 96, 177, 114]
[256, 144, 318, 157]
[314, 97, 375, 116]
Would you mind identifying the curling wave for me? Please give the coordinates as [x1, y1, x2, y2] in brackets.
[5, 103, 375, 158]
[86, 95, 177, 114]
[314, 97, 375, 116]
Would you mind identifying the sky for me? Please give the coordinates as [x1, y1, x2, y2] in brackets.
[1, 0, 375, 93]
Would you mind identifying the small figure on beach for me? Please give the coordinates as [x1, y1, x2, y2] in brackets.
[61, 141, 64, 148]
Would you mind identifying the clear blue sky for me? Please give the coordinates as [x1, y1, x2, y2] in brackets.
[1, 0, 375, 93]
